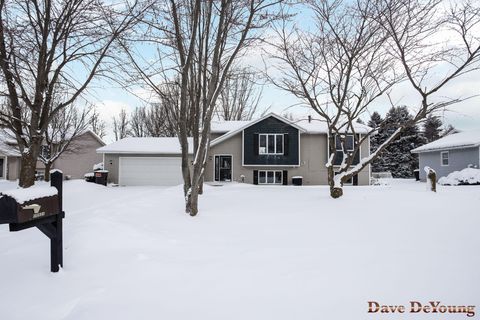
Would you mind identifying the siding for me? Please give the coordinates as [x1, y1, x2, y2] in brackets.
[205, 132, 371, 185]
[243, 116, 300, 166]
[52, 132, 104, 179]
[418, 146, 480, 181]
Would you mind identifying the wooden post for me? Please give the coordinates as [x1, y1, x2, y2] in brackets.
[50, 170, 63, 272]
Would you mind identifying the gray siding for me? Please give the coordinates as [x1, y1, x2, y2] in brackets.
[205, 132, 371, 185]
[52, 132, 104, 179]
[418, 146, 480, 181]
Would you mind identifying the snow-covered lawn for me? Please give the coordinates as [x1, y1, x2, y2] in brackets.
[1, 180, 479, 320]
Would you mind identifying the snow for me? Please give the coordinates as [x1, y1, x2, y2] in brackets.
[1, 185, 58, 204]
[0, 129, 20, 157]
[210, 120, 251, 133]
[93, 162, 103, 171]
[412, 130, 480, 153]
[97, 137, 194, 154]
[0, 179, 479, 319]
[438, 168, 480, 185]
[294, 118, 372, 134]
[50, 169, 63, 174]
[291, 176, 303, 179]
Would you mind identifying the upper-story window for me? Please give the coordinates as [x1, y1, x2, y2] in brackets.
[40, 145, 50, 159]
[335, 134, 354, 151]
[259, 134, 284, 155]
[441, 151, 449, 166]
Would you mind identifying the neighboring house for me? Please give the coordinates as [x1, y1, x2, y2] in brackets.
[98, 113, 372, 186]
[411, 130, 480, 181]
[0, 130, 105, 181]
[0, 130, 21, 181]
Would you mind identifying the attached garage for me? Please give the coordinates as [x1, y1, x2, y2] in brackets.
[97, 137, 193, 186]
[119, 157, 183, 186]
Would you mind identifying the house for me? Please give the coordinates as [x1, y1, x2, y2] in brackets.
[0, 130, 21, 181]
[411, 130, 480, 181]
[98, 113, 372, 186]
[0, 130, 105, 181]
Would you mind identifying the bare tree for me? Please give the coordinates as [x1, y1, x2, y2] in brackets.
[0, 0, 148, 187]
[129, 103, 178, 137]
[40, 104, 90, 182]
[271, 0, 480, 198]
[89, 106, 107, 139]
[123, 0, 282, 215]
[217, 67, 266, 120]
[113, 109, 130, 141]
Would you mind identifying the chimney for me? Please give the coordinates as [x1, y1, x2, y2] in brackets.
[308, 115, 312, 123]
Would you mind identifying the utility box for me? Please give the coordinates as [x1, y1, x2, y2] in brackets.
[292, 176, 303, 186]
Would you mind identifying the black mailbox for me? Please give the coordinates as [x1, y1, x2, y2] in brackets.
[0, 194, 59, 224]
[0, 171, 65, 273]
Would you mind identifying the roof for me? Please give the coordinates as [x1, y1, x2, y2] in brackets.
[411, 130, 480, 153]
[210, 120, 251, 133]
[293, 118, 372, 134]
[211, 113, 307, 146]
[97, 137, 193, 154]
[210, 113, 372, 146]
[0, 129, 20, 157]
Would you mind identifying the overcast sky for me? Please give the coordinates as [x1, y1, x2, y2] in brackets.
[90, 3, 480, 143]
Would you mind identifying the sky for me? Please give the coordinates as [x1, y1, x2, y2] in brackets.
[87, 2, 480, 143]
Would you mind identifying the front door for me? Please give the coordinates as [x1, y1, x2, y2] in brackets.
[214, 155, 232, 182]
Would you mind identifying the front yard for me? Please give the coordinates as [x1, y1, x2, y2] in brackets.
[0, 180, 479, 320]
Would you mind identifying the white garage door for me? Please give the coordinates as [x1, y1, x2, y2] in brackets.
[119, 157, 183, 186]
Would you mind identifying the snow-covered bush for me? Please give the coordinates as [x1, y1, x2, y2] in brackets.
[438, 168, 480, 186]
[93, 162, 104, 171]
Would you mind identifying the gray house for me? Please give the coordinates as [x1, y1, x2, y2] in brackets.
[411, 130, 480, 181]
[98, 113, 372, 186]
[0, 130, 105, 181]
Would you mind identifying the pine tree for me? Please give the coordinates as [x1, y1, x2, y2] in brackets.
[424, 115, 442, 142]
[370, 106, 426, 178]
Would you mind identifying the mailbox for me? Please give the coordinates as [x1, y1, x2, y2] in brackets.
[0, 171, 64, 272]
[0, 194, 59, 224]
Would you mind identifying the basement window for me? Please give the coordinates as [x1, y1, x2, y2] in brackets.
[258, 170, 282, 184]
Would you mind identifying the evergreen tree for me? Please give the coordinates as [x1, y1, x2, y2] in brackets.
[424, 115, 442, 142]
[370, 106, 426, 178]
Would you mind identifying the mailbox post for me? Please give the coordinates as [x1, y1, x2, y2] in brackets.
[1, 171, 65, 272]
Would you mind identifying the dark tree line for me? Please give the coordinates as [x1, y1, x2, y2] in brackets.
[368, 108, 456, 178]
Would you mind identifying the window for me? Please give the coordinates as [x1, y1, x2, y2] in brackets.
[259, 134, 284, 155]
[441, 151, 449, 166]
[40, 145, 50, 159]
[258, 170, 282, 184]
[335, 134, 354, 151]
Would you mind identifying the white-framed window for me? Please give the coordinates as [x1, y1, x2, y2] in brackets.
[258, 170, 283, 184]
[441, 151, 449, 166]
[259, 134, 284, 155]
[335, 134, 354, 151]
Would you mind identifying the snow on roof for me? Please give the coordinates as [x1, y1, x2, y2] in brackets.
[0, 129, 20, 157]
[211, 120, 251, 133]
[1, 186, 58, 204]
[97, 137, 193, 154]
[294, 118, 372, 134]
[411, 130, 480, 153]
[210, 113, 372, 147]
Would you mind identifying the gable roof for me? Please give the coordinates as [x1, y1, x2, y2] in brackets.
[211, 113, 307, 146]
[97, 137, 193, 155]
[211, 120, 251, 133]
[210, 113, 372, 146]
[411, 130, 480, 153]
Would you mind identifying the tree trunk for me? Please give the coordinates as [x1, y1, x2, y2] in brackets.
[19, 152, 39, 188]
[185, 184, 199, 216]
[44, 162, 53, 182]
